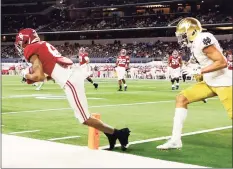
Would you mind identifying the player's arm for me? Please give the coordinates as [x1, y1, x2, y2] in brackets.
[26, 54, 45, 81]
[201, 45, 228, 74]
[179, 57, 183, 68]
[84, 56, 90, 64]
[126, 56, 130, 69]
[168, 57, 171, 67]
[116, 57, 119, 67]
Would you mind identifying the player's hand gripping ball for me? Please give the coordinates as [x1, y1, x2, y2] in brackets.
[22, 67, 37, 84]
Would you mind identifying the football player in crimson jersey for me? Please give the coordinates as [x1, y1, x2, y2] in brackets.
[168, 50, 182, 90]
[116, 49, 130, 91]
[15, 28, 130, 151]
[78, 47, 98, 89]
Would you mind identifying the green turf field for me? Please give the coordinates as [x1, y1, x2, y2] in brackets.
[2, 76, 232, 167]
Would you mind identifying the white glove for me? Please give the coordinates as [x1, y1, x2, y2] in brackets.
[195, 68, 202, 75]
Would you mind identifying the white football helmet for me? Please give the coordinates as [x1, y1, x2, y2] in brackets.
[79, 47, 85, 55]
[120, 49, 127, 56]
[172, 50, 179, 58]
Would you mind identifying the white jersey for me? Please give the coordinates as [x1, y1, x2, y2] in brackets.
[181, 65, 189, 75]
[191, 32, 232, 87]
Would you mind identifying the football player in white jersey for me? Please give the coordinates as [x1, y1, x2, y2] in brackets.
[157, 17, 232, 150]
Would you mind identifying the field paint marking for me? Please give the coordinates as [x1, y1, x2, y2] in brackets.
[2, 100, 174, 115]
[3, 90, 167, 99]
[8, 130, 40, 135]
[99, 126, 232, 149]
[2, 94, 52, 99]
[2, 108, 71, 115]
[90, 100, 173, 108]
[2, 98, 218, 115]
[47, 136, 81, 141]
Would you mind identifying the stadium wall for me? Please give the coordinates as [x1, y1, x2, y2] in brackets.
[1, 34, 232, 45]
[1, 62, 166, 69]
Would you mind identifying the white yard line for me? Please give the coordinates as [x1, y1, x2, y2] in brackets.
[2, 91, 165, 99]
[8, 130, 40, 135]
[2, 100, 174, 115]
[100, 126, 232, 149]
[2, 98, 218, 115]
[47, 136, 81, 141]
[2, 108, 71, 115]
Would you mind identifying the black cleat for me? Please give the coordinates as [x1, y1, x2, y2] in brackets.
[104, 132, 117, 150]
[176, 86, 179, 90]
[203, 99, 207, 103]
[124, 86, 128, 91]
[21, 77, 26, 83]
[172, 87, 175, 90]
[118, 89, 123, 91]
[93, 83, 98, 89]
[116, 128, 131, 151]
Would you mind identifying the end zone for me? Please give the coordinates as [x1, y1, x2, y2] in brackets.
[2, 134, 206, 168]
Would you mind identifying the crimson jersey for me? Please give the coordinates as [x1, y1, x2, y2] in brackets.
[168, 56, 182, 69]
[24, 41, 73, 76]
[79, 53, 89, 65]
[228, 58, 233, 70]
[117, 55, 130, 68]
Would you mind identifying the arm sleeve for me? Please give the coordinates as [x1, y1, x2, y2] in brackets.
[24, 46, 37, 62]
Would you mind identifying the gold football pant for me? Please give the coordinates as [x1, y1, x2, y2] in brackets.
[180, 81, 232, 119]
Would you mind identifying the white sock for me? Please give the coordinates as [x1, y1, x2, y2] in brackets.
[124, 84, 127, 87]
[37, 82, 44, 90]
[172, 84, 175, 88]
[176, 83, 179, 86]
[171, 108, 188, 142]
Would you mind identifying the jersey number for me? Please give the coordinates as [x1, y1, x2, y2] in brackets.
[46, 43, 61, 57]
[171, 59, 179, 65]
[118, 58, 126, 65]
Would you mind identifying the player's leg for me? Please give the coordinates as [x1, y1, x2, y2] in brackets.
[116, 67, 123, 91]
[157, 81, 216, 149]
[35, 81, 44, 91]
[175, 77, 180, 90]
[118, 80, 123, 91]
[182, 74, 187, 82]
[64, 72, 130, 150]
[214, 86, 232, 119]
[122, 79, 127, 91]
[86, 77, 98, 89]
[171, 78, 175, 90]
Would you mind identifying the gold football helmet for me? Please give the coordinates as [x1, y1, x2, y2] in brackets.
[176, 17, 202, 47]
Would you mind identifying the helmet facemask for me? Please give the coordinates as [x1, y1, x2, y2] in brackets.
[175, 32, 189, 48]
[15, 38, 24, 58]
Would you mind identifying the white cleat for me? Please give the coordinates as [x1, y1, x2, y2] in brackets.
[35, 88, 41, 91]
[157, 139, 182, 150]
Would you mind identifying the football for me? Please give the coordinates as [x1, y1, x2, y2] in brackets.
[26, 66, 36, 84]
